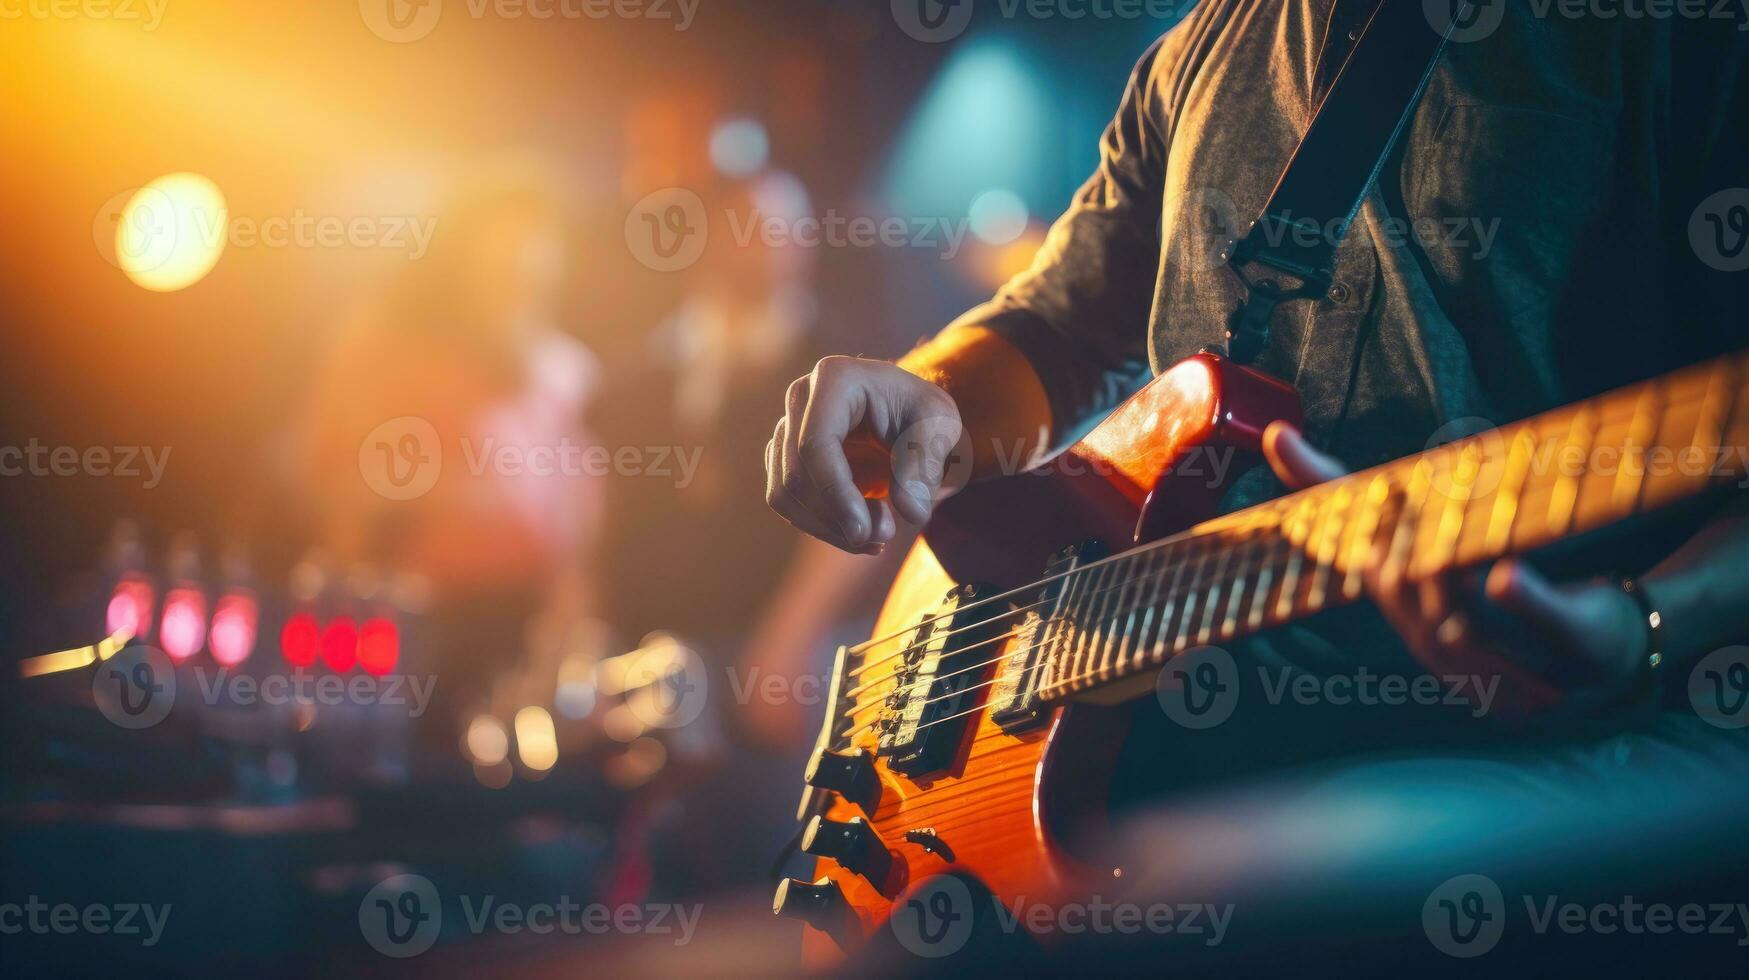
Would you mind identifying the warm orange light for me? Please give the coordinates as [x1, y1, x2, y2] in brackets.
[113, 173, 227, 292]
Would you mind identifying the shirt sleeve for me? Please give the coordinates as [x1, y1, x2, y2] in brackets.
[958, 36, 1174, 450]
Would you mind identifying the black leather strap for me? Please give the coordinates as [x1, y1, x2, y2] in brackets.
[1225, 0, 1467, 364]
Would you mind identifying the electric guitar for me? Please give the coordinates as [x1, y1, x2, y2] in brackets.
[772, 348, 1749, 964]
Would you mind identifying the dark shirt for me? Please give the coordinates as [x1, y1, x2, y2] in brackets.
[968, 1, 1749, 679]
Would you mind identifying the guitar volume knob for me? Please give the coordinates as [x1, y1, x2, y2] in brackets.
[804, 747, 879, 810]
[802, 815, 892, 883]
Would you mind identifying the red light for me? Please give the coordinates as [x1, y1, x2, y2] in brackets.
[106, 578, 156, 639]
[210, 593, 259, 667]
[321, 617, 359, 673]
[357, 618, 400, 676]
[160, 587, 207, 662]
[280, 612, 319, 668]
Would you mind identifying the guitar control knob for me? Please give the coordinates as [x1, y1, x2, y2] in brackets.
[802, 815, 892, 883]
[804, 748, 879, 809]
[773, 876, 849, 933]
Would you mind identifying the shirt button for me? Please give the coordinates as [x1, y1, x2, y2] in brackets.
[1326, 281, 1353, 304]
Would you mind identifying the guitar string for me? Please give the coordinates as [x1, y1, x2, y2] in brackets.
[838, 536, 1244, 715]
[836, 505, 1412, 742]
[844, 521, 1273, 681]
[834, 540, 1301, 741]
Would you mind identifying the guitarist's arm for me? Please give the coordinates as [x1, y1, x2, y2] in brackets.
[765, 38, 1176, 553]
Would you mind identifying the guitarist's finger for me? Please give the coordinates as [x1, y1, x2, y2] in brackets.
[1263, 422, 1349, 490]
[888, 411, 963, 526]
[777, 416, 861, 552]
[795, 361, 876, 546]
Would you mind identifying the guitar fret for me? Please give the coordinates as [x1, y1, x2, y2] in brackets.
[1307, 485, 1353, 610]
[1611, 379, 1664, 514]
[1485, 428, 1539, 556]
[1104, 551, 1151, 681]
[1037, 562, 1093, 693]
[1343, 474, 1392, 600]
[1546, 408, 1597, 536]
[1221, 533, 1259, 639]
[1129, 545, 1172, 671]
[1075, 562, 1119, 692]
[1196, 545, 1233, 646]
[1152, 539, 1197, 661]
[1273, 496, 1318, 620]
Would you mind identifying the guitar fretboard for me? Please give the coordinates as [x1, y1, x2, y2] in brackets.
[1034, 352, 1749, 702]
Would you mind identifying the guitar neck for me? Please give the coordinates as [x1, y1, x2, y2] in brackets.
[1035, 351, 1749, 703]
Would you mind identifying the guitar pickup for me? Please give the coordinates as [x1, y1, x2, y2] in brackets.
[989, 541, 1105, 733]
[875, 583, 999, 777]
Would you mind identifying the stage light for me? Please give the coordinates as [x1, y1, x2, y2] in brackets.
[209, 592, 259, 667]
[280, 612, 320, 668]
[514, 706, 558, 772]
[969, 188, 1029, 245]
[113, 173, 228, 292]
[105, 578, 155, 640]
[710, 117, 769, 178]
[357, 618, 400, 676]
[159, 587, 207, 662]
[320, 617, 358, 673]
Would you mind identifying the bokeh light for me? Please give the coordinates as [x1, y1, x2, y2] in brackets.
[709, 117, 770, 178]
[113, 172, 228, 292]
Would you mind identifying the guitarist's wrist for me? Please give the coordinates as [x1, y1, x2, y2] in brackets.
[898, 323, 1054, 483]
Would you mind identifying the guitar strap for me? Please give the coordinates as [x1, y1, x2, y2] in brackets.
[1224, 0, 1470, 364]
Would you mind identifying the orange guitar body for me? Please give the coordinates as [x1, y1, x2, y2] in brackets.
[798, 353, 1302, 966]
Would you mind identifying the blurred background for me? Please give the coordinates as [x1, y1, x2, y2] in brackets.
[0, 2, 1178, 975]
